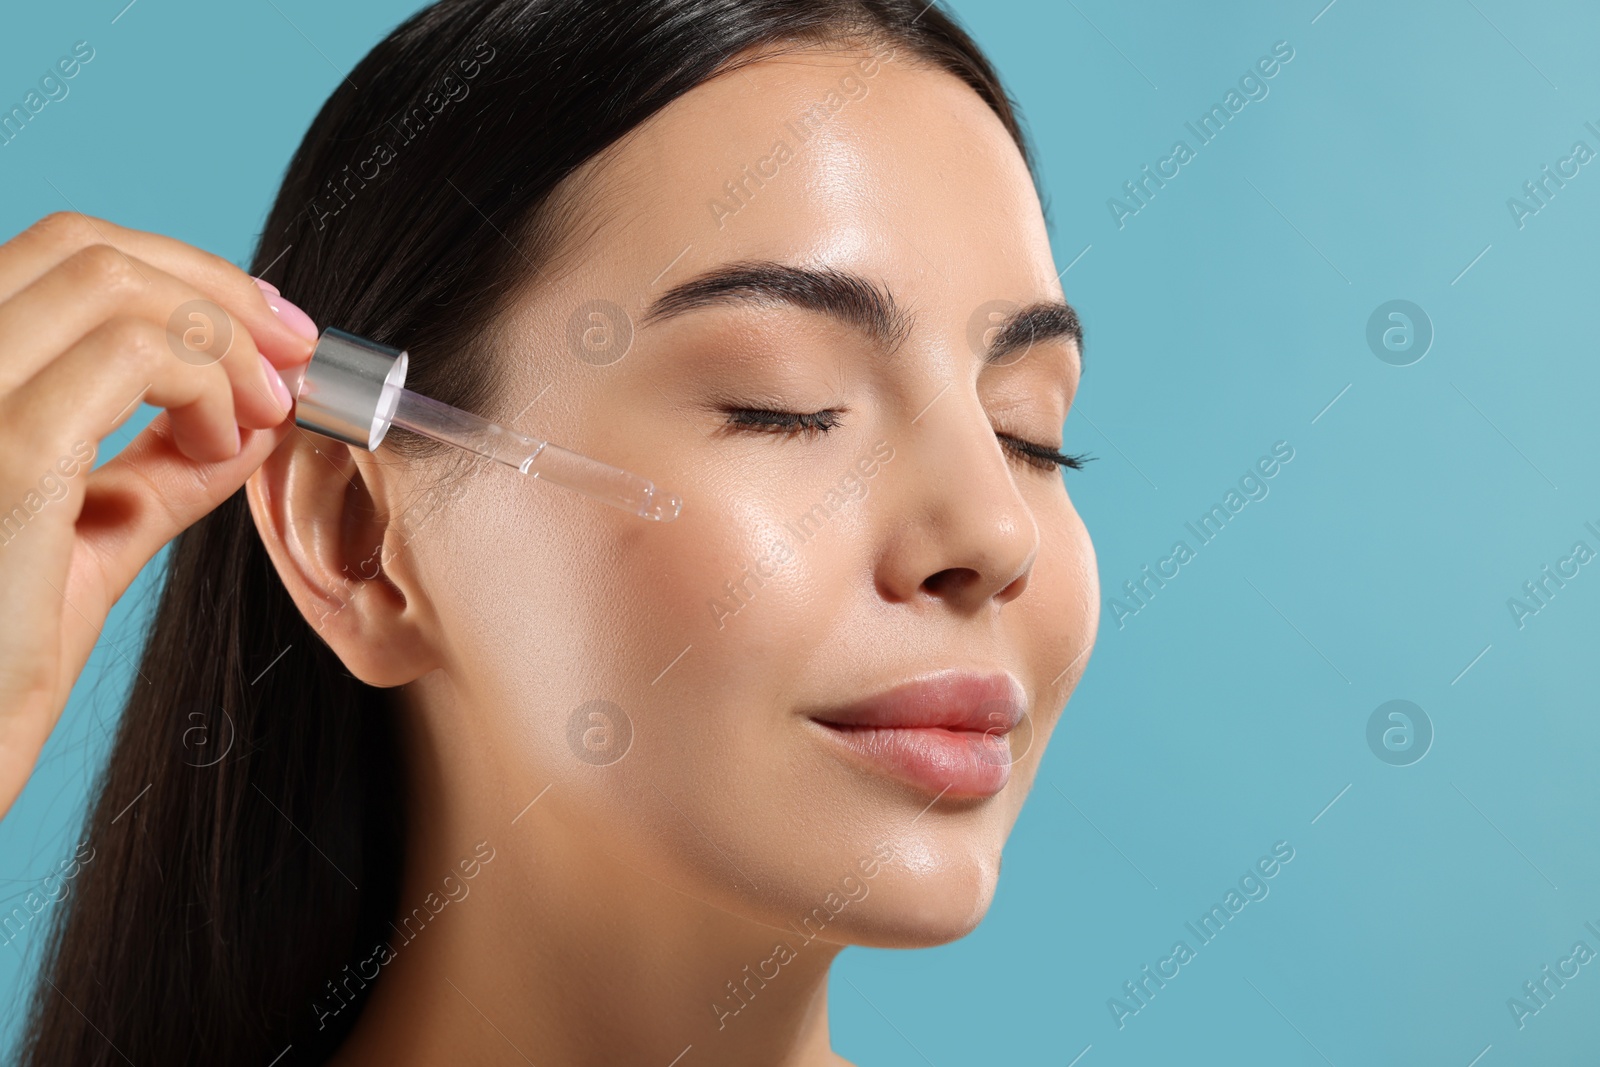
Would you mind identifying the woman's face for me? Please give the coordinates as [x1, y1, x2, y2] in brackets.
[395, 44, 1097, 944]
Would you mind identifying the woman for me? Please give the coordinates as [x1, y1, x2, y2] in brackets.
[2, 0, 1096, 1062]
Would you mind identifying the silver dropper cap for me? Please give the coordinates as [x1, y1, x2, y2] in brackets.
[292, 327, 409, 450]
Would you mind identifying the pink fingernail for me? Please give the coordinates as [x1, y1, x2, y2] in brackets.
[263, 291, 319, 341]
[261, 353, 293, 414]
[252, 276, 281, 296]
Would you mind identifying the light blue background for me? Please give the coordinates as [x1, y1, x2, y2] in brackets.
[3, 1, 1597, 1063]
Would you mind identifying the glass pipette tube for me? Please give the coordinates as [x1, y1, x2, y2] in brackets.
[388, 388, 682, 522]
[290, 326, 681, 523]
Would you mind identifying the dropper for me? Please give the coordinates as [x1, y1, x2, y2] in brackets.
[288, 327, 682, 522]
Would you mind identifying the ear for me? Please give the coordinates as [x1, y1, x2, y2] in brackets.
[245, 430, 441, 686]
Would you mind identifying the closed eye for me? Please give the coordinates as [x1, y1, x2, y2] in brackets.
[721, 408, 1094, 473]
[722, 407, 843, 436]
[994, 432, 1095, 473]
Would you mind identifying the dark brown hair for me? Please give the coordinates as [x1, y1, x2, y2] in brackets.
[19, 1, 1035, 1062]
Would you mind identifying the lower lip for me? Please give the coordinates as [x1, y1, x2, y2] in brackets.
[810, 722, 1013, 797]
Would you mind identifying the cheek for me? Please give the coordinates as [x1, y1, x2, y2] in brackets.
[1012, 493, 1097, 768]
[1060, 498, 1100, 640]
[1055, 492, 1099, 639]
[432, 460, 882, 910]
[422, 454, 849, 783]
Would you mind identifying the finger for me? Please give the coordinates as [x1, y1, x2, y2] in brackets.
[73, 413, 295, 604]
[5, 316, 244, 466]
[0, 243, 292, 430]
[0, 211, 318, 366]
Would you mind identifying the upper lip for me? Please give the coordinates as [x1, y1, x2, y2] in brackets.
[808, 669, 1027, 734]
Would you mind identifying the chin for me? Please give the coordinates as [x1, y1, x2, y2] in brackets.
[820, 848, 1003, 950]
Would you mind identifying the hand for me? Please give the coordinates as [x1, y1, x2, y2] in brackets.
[0, 211, 318, 822]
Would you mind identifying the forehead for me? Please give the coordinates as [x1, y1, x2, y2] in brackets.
[539, 45, 1058, 305]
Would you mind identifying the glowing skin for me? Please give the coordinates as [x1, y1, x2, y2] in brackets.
[248, 44, 1098, 1067]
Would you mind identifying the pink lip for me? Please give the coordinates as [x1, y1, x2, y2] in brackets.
[807, 670, 1027, 798]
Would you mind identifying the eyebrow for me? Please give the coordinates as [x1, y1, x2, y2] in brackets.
[989, 300, 1083, 368]
[641, 259, 1083, 368]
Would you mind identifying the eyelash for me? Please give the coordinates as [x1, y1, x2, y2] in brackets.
[722, 408, 1093, 473]
[724, 408, 844, 435]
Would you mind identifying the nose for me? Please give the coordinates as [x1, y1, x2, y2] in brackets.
[875, 384, 1040, 615]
